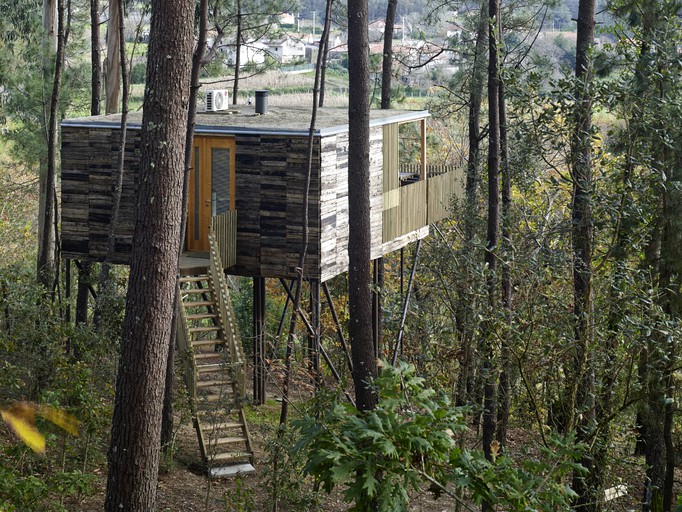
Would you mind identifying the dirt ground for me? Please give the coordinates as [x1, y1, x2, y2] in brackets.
[67, 409, 667, 512]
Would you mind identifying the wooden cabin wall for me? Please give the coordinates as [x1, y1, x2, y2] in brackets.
[61, 126, 141, 264]
[319, 127, 385, 283]
[230, 134, 322, 280]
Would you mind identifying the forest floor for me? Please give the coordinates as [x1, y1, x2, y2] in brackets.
[68, 418, 668, 512]
[63, 367, 675, 512]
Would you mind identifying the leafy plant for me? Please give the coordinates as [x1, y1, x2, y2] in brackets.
[295, 361, 582, 511]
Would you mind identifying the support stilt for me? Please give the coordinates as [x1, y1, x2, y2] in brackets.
[322, 282, 353, 374]
[392, 240, 422, 365]
[372, 258, 383, 360]
[308, 280, 321, 381]
[253, 276, 266, 405]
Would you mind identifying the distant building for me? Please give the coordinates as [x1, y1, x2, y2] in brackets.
[226, 41, 268, 67]
[265, 36, 306, 63]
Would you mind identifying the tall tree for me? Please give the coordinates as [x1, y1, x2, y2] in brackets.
[567, 0, 596, 508]
[348, 0, 377, 413]
[75, 0, 102, 325]
[104, 0, 121, 114]
[94, 0, 129, 328]
[104, 0, 195, 508]
[162, 0, 210, 448]
[455, 0, 487, 410]
[482, 4, 500, 512]
[379, 0, 397, 109]
[37, 0, 58, 290]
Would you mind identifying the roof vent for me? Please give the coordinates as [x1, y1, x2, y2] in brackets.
[255, 90, 268, 115]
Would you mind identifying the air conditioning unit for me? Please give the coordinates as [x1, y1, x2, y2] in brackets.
[205, 89, 230, 112]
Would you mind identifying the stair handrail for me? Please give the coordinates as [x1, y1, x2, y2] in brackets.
[207, 229, 247, 399]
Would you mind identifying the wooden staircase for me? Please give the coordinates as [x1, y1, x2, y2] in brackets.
[176, 232, 254, 477]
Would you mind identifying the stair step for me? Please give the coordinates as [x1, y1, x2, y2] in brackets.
[183, 288, 214, 295]
[201, 393, 235, 403]
[209, 436, 248, 446]
[187, 313, 218, 321]
[209, 463, 256, 478]
[191, 339, 225, 348]
[197, 379, 233, 388]
[203, 421, 244, 430]
[183, 300, 215, 308]
[211, 451, 253, 463]
[190, 326, 220, 333]
[180, 276, 209, 283]
[197, 363, 228, 373]
[194, 352, 225, 360]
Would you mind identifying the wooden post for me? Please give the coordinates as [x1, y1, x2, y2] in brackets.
[392, 240, 422, 365]
[372, 258, 383, 360]
[308, 280, 321, 384]
[252, 276, 266, 405]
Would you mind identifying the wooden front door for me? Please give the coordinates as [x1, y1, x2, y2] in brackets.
[187, 136, 236, 252]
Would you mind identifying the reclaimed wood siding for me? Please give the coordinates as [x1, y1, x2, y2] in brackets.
[231, 134, 322, 280]
[61, 126, 140, 264]
[319, 127, 384, 282]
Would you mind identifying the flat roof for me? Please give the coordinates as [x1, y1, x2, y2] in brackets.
[61, 106, 429, 137]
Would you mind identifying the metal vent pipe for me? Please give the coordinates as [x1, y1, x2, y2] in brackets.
[255, 90, 268, 114]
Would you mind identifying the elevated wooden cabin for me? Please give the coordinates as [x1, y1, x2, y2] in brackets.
[60, 106, 462, 282]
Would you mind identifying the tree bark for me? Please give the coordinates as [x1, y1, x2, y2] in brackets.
[279, 0, 333, 425]
[104, 0, 194, 509]
[379, 0, 397, 109]
[232, 0, 242, 105]
[482, 4, 500, 508]
[104, 0, 121, 114]
[161, 0, 210, 450]
[37, 0, 59, 290]
[568, 0, 596, 509]
[348, 0, 377, 413]
[455, 0, 487, 410]
[497, 61, 511, 452]
[94, 0, 128, 329]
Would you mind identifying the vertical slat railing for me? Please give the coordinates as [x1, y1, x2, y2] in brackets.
[211, 210, 237, 268]
[207, 228, 246, 398]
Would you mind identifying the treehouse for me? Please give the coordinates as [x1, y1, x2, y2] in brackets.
[59, 103, 462, 476]
[60, 105, 461, 281]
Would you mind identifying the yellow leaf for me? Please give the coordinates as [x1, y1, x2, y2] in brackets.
[37, 404, 79, 437]
[1, 402, 45, 453]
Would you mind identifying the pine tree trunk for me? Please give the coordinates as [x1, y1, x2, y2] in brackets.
[348, 0, 377, 414]
[569, 0, 597, 508]
[482, 2, 500, 510]
[232, 0, 242, 105]
[104, 0, 194, 508]
[104, 0, 121, 114]
[380, 0, 397, 109]
[455, 0, 487, 410]
[37, 0, 59, 290]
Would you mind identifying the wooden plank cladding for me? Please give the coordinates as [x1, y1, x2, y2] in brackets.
[211, 210, 238, 269]
[61, 126, 140, 264]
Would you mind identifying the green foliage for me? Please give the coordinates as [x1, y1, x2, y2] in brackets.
[222, 476, 256, 512]
[295, 362, 582, 511]
[262, 424, 323, 511]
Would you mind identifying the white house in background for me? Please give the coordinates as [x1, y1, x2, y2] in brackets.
[226, 40, 268, 67]
[265, 36, 306, 63]
[278, 13, 296, 26]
